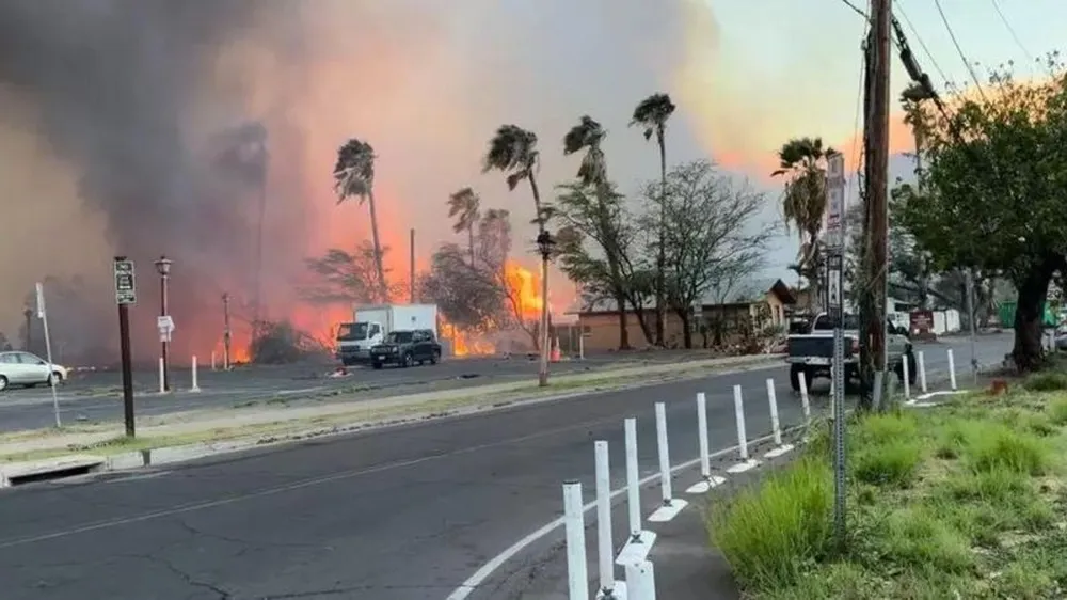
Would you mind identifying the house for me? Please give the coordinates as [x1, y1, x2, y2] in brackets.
[571, 278, 796, 351]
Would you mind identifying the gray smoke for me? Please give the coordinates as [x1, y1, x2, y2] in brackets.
[0, 0, 305, 360]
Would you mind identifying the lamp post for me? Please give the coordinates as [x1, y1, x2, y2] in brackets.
[23, 308, 32, 351]
[155, 255, 173, 392]
[536, 230, 557, 387]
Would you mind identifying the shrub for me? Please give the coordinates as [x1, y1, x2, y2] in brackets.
[851, 411, 919, 447]
[852, 441, 923, 487]
[1047, 397, 1067, 425]
[708, 457, 833, 591]
[965, 425, 1050, 476]
[882, 507, 973, 573]
[1024, 372, 1067, 392]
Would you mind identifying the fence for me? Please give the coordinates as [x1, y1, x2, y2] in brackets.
[560, 347, 962, 599]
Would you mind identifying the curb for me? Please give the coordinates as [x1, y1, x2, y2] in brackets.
[0, 355, 788, 488]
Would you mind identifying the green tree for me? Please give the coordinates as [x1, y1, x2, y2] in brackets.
[896, 64, 1067, 371]
[772, 137, 835, 311]
[631, 93, 676, 346]
[482, 125, 552, 383]
[333, 138, 388, 299]
[303, 242, 398, 304]
[447, 187, 481, 266]
[562, 115, 632, 349]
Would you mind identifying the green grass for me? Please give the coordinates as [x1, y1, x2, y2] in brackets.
[707, 377, 1067, 599]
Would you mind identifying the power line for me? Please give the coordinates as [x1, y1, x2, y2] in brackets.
[894, 3, 949, 85]
[932, 0, 988, 99]
[835, 0, 868, 20]
[987, 0, 1042, 74]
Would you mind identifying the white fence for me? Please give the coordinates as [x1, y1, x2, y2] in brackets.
[560, 347, 961, 599]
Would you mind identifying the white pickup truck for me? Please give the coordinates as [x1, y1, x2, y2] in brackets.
[785, 312, 916, 392]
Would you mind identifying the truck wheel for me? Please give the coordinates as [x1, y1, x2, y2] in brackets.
[430, 350, 440, 365]
[789, 365, 807, 393]
[371, 361, 383, 369]
[401, 353, 412, 368]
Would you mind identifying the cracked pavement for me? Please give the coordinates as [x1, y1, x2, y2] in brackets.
[0, 337, 1011, 599]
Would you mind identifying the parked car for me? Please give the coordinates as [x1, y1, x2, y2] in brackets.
[368, 329, 442, 368]
[785, 312, 915, 392]
[0, 351, 69, 391]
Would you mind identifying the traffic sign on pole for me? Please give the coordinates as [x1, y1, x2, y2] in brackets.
[826, 153, 846, 250]
[114, 258, 137, 304]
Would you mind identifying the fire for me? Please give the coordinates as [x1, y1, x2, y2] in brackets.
[445, 261, 546, 357]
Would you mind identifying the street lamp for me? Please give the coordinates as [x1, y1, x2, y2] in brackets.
[536, 231, 557, 387]
[155, 255, 173, 392]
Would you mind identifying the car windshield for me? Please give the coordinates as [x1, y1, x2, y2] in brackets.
[336, 322, 369, 341]
[813, 314, 860, 330]
[386, 331, 413, 344]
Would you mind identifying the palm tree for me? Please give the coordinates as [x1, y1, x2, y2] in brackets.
[447, 187, 481, 266]
[563, 115, 630, 349]
[772, 137, 835, 311]
[631, 93, 676, 346]
[333, 138, 387, 299]
[482, 124, 551, 386]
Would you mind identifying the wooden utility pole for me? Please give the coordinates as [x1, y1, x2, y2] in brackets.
[859, 0, 892, 409]
[409, 228, 416, 303]
[222, 292, 232, 370]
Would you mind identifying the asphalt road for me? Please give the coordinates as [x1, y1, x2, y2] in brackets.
[0, 335, 1010, 600]
[0, 351, 695, 432]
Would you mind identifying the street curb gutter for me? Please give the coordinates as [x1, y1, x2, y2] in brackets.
[0, 355, 787, 489]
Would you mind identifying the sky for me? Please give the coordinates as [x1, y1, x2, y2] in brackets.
[0, 0, 1062, 357]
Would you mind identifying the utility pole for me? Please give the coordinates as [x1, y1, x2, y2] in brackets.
[859, 0, 892, 410]
[409, 228, 416, 304]
[222, 292, 232, 370]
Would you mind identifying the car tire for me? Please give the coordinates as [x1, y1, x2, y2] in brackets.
[371, 361, 383, 369]
[0, 376, 7, 392]
[789, 364, 807, 393]
[400, 353, 412, 368]
[430, 351, 439, 365]
[50, 371, 63, 386]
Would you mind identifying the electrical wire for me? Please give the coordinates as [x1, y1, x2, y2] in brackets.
[988, 0, 1044, 74]
[894, 2, 949, 86]
[835, 0, 868, 20]
[932, 0, 988, 99]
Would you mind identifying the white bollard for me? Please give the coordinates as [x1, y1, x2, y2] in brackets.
[579, 335, 586, 360]
[687, 393, 726, 494]
[902, 353, 911, 400]
[727, 384, 759, 473]
[764, 379, 795, 459]
[618, 419, 656, 566]
[563, 481, 590, 600]
[649, 402, 687, 522]
[624, 560, 656, 600]
[191, 356, 201, 392]
[158, 357, 165, 394]
[798, 371, 811, 426]
[947, 348, 957, 391]
[593, 441, 620, 599]
[918, 350, 928, 394]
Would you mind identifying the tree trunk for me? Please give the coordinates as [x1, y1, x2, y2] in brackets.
[468, 225, 476, 266]
[627, 299, 656, 345]
[366, 189, 388, 300]
[528, 174, 550, 387]
[654, 133, 668, 346]
[1012, 255, 1061, 373]
[616, 294, 630, 349]
[678, 310, 692, 349]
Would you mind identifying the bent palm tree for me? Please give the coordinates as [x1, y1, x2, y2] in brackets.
[333, 138, 387, 299]
[631, 93, 675, 346]
[563, 115, 629, 349]
[482, 124, 551, 386]
[772, 137, 834, 311]
[447, 187, 481, 266]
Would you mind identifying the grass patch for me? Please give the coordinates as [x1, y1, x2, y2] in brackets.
[709, 379, 1067, 599]
[1024, 372, 1067, 392]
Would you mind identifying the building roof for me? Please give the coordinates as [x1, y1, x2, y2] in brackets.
[569, 277, 795, 315]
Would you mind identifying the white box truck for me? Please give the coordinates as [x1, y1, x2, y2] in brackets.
[335, 303, 438, 365]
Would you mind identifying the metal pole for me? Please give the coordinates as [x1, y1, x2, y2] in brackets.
[410, 228, 416, 304]
[160, 272, 170, 392]
[538, 253, 550, 387]
[562, 480, 590, 600]
[966, 269, 978, 385]
[40, 310, 61, 428]
[222, 293, 231, 370]
[594, 441, 617, 596]
[23, 309, 32, 351]
[119, 303, 135, 438]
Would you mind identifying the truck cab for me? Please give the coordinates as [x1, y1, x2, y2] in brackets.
[335, 321, 383, 365]
[335, 304, 438, 366]
[786, 312, 915, 392]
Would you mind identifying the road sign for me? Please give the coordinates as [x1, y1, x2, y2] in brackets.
[157, 315, 175, 343]
[35, 282, 46, 319]
[114, 257, 137, 304]
[825, 153, 846, 249]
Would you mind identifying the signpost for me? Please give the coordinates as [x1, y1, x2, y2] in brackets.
[114, 257, 137, 438]
[825, 152, 847, 548]
[35, 282, 61, 428]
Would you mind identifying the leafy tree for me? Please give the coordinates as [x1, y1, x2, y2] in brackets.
[418, 242, 504, 332]
[562, 114, 633, 348]
[631, 93, 676, 346]
[644, 160, 773, 348]
[250, 319, 328, 364]
[447, 187, 481, 265]
[303, 242, 399, 304]
[896, 63, 1067, 371]
[333, 138, 388, 299]
[772, 137, 835, 311]
[483, 125, 553, 370]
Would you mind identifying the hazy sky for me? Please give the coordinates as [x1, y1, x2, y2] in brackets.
[0, 0, 1061, 352]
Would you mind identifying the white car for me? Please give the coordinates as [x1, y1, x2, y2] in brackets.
[0, 351, 68, 391]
